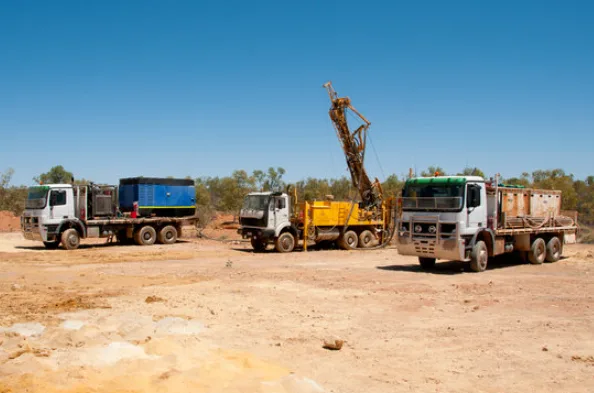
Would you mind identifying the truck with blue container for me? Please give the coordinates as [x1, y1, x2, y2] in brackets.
[21, 177, 197, 250]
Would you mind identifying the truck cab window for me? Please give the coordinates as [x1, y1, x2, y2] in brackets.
[466, 184, 481, 208]
[50, 190, 67, 207]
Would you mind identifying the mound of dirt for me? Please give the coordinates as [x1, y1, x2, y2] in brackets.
[211, 213, 239, 230]
[0, 211, 20, 232]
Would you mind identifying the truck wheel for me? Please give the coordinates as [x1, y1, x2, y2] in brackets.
[43, 241, 60, 250]
[528, 238, 546, 264]
[545, 237, 562, 262]
[338, 230, 358, 250]
[419, 257, 436, 269]
[61, 229, 80, 250]
[158, 225, 178, 245]
[470, 240, 488, 272]
[359, 230, 375, 248]
[275, 232, 295, 253]
[251, 238, 267, 252]
[134, 226, 157, 246]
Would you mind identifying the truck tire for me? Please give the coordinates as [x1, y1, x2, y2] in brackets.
[134, 225, 157, 246]
[61, 228, 80, 250]
[158, 225, 178, 245]
[419, 257, 436, 269]
[545, 236, 562, 262]
[528, 238, 546, 265]
[43, 240, 60, 250]
[275, 232, 295, 253]
[251, 238, 267, 252]
[358, 230, 375, 248]
[470, 240, 488, 272]
[338, 230, 358, 250]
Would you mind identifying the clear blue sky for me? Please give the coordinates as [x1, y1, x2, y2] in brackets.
[1, 0, 592, 186]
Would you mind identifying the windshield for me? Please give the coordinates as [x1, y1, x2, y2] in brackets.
[402, 184, 464, 211]
[242, 195, 270, 210]
[26, 186, 50, 209]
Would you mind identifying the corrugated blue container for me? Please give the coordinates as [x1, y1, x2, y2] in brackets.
[119, 177, 195, 217]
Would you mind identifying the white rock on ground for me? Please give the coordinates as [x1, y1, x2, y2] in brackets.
[0, 322, 45, 337]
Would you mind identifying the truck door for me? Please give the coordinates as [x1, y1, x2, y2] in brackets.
[272, 196, 289, 229]
[49, 189, 70, 220]
[466, 183, 487, 232]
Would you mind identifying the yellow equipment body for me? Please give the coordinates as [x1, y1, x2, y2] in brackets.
[295, 199, 395, 251]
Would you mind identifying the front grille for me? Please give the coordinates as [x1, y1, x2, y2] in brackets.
[414, 240, 436, 255]
[240, 217, 266, 227]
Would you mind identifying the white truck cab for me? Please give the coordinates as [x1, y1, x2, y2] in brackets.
[238, 191, 292, 250]
[397, 176, 485, 263]
[21, 184, 81, 247]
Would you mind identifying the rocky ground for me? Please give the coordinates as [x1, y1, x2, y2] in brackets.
[0, 230, 593, 393]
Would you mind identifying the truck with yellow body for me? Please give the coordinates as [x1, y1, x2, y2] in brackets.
[238, 82, 396, 252]
[239, 190, 394, 252]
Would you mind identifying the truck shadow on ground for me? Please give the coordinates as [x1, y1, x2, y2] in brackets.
[14, 240, 190, 251]
[376, 254, 556, 275]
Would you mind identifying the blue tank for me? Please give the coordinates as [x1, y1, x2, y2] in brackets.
[118, 177, 196, 217]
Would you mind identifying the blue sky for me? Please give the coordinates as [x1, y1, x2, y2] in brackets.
[1, 0, 592, 186]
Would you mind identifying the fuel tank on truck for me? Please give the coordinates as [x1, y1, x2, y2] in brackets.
[118, 177, 196, 218]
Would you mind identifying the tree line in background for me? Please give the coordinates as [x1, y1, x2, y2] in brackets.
[1, 165, 593, 232]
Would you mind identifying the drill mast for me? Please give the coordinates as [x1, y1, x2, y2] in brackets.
[323, 81, 382, 209]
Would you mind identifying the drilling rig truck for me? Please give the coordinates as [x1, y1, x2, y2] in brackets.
[396, 175, 578, 272]
[238, 82, 396, 252]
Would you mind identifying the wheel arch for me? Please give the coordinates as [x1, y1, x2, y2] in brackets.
[275, 223, 298, 238]
[57, 219, 86, 238]
[470, 229, 495, 257]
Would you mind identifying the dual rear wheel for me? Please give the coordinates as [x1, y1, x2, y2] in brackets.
[529, 236, 562, 264]
[133, 225, 178, 246]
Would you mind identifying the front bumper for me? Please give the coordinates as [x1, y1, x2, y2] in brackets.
[396, 219, 466, 261]
[21, 216, 56, 242]
[238, 227, 275, 241]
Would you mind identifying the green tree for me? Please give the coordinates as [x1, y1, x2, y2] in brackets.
[34, 165, 74, 184]
[215, 170, 256, 213]
[458, 167, 486, 179]
[420, 166, 446, 177]
[1, 168, 14, 189]
[531, 169, 577, 210]
[329, 177, 352, 200]
[194, 177, 211, 207]
[252, 167, 286, 192]
[382, 174, 404, 197]
[0, 168, 28, 215]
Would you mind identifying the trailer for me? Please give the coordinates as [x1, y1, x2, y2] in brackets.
[21, 178, 197, 250]
[396, 175, 578, 272]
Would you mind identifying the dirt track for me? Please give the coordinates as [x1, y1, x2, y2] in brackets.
[1, 231, 593, 393]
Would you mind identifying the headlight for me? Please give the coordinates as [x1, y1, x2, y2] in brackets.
[428, 225, 437, 233]
[414, 225, 422, 233]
